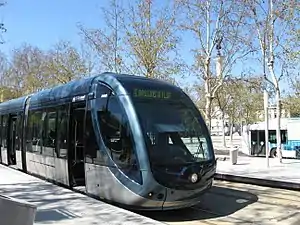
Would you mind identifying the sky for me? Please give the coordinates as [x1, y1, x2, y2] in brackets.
[0, 0, 293, 95]
[1, 0, 103, 53]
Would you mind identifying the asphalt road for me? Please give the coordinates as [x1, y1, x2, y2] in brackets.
[140, 180, 300, 225]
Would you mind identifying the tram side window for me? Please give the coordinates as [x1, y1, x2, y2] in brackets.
[99, 95, 141, 183]
[2, 115, 8, 148]
[0, 116, 2, 147]
[41, 111, 56, 157]
[85, 109, 99, 160]
[56, 107, 68, 158]
[15, 115, 23, 151]
[27, 111, 43, 154]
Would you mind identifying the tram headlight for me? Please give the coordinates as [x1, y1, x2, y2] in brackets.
[189, 173, 198, 183]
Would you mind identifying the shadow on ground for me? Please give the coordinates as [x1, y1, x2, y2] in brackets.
[138, 185, 258, 222]
[0, 181, 88, 223]
[0, 178, 162, 225]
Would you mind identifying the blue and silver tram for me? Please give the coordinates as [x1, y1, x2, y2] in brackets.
[0, 72, 216, 210]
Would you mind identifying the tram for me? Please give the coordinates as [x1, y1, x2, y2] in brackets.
[0, 72, 216, 210]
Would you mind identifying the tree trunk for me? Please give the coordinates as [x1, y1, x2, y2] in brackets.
[276, 88, 282, 163]
[205, 95, 212, 131]
[230, 123, 234, 145]
[221, 112, 226, 148]
[230, 117, 235, 144]
[204, 56, 212, 131]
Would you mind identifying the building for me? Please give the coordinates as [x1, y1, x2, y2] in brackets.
[257, 104, 291, 120]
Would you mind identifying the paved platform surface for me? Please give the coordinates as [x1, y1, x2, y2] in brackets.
[0, 165, 163, 225]
[215, 156, 300, 189]
[142, 180, 300, 225]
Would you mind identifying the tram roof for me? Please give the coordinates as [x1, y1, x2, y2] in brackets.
[0, 96, 28, 115]
[0, 73, 182, 112]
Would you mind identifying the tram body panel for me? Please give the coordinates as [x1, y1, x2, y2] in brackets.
[1, 149, 7, 165]
[26, 151, 69, 185]
[54, 155, 69, 186]
[26, 152, 47, 177]
[15, 149, 22, 169]
[162, 170, 214, 209]
[85, 163, 167, 210]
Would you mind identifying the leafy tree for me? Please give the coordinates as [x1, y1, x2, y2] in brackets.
[79, 0, 183, 83]
[214, 76, 264, 145]
[7, 44, 48, 94]
[45, 40, 92, 85]
[123, 0, 183, 82]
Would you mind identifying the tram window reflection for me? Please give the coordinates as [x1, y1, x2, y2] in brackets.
[56, 106, 68, 158]
[98, 95, 139, 179]
[85, 110, 98, 159]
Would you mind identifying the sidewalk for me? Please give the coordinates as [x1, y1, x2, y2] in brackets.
[215, 155, 300, 190]
[0, 165, 163, 225]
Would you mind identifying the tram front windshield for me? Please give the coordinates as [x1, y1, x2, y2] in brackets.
[133, 99, 213, 166]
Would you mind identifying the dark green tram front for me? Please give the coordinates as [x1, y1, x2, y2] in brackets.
[85, 73, 216, 210]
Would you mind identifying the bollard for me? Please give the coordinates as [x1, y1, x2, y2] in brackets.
[0, 194, 37, 225]
[229, 148, 238, 165]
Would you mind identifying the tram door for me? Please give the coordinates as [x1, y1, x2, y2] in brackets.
[7, 116, 17, 165]
[68, 102, 86, 188]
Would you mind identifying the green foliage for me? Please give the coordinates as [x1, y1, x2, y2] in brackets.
[0, 41, 93, 100]
[214, 77, 265, 124]
[79, 0, 184, 82]
[283, 96, 300, 117]
[46, 40, 91, 85]
[124, 0, 182, 80]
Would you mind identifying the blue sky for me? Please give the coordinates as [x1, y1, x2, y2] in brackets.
[0, 0, 292, 94]
[1, 0, 104, 53]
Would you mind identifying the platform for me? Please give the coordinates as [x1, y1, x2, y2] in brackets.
[215, 156, 300, 190]
[0, 165, 163, 225]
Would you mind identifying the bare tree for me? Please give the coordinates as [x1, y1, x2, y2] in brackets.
[178, 0, 255, 131]
[246, 0, 299, 163]
[78, 0, 127, 74]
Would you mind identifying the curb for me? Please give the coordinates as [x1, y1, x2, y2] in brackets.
[214, 173, 300, 191]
